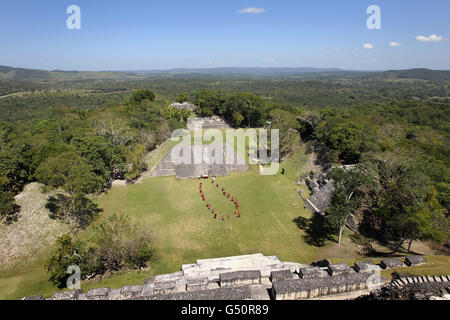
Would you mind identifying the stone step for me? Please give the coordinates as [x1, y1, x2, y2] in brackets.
[152, 169, 177, 177]
[393, 280, 402, 287]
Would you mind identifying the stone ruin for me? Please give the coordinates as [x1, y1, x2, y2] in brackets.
[169, 102, 195, 112]
[187, 116, 230, 131]
[361, 273, 450, 300]
[22, 254, 447, 301]
[302, 165, 358, 215]
[152, 143, 249, 179]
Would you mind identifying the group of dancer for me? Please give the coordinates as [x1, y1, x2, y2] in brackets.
[199, 177, 241, 221]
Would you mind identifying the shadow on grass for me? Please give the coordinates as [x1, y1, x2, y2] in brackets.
[292, 215, 334, 247]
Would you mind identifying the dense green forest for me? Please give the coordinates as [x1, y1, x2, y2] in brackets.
[1, 68, 449, 254]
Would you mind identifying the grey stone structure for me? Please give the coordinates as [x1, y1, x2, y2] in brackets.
[305, 176, 335, 215]
[327, 263, 354, 276]
[270, 269, 296, 282]
[380, 258, 405, 269]
[138, 286, 253, 300]
[272, 273, 379, 300]
[404, 256, 427, 267]
[169, 102, 195, 111]
[353, 260, 382, 273]
[152, 143, 249, 179]
[86, 287, 110, 300]
[186, 277, 209, 292]
[220, 270, 261, 287]
[23, 253, 436, 301]
[299, 267, 330, 279]
[187, 116, 230, 131]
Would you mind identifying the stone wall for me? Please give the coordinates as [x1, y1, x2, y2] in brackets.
[23, 254, 444, 301]
[187, 117, 230, 131]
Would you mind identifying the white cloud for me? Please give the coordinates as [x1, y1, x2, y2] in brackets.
[363, 43, 374, 49]
[390, 41, 401, 47]
[263, 58, 276, 63]
[416, 34, 443, 42]
[238, 7, 265, 14]
[333, 48, 342, 51]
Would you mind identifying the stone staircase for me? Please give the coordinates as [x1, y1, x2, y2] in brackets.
[390, 274, 450, 288]
[151, 155, 177, 177]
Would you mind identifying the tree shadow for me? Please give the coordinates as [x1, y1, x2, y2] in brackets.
[292, 215, 333, 247]
[357, 210, 421, 256]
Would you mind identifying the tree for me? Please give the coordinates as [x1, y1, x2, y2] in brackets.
[94, 119, 133, 147]
[175, 93, 188, 103]
[0, 190, 20, 224]
[325, 186, 353, 244]
[269, 109, 301, 158]
[325, 168, 375, 244]
[46, 234, 88, 288]
[130, 89, 155, 104]
[35, 152, 103, 229]
[71, 135, 115, 182]
[46, 193, 102, 230]
[88, 214, 153, 273]
[35, 151, 102, 195]
[296, 111, 323, 141]
[317, 120, 372, 164]
[369, 156, 448, 251]
[193, 90, 226, 117]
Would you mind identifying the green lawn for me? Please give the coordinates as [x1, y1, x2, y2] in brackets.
[90, 164, 321, 274]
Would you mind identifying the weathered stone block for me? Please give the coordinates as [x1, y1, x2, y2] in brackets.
[107, 289, 122, 300]
[219, 270, 261, 287]
[327, 263, 352, 276]
[271, 269, 295, 282]
[154, 271, 184, 282]
[404, 255, 426, 267]
[51, 289, 82, 300]
[353, 260, 382, 273]
[272, 273, 374, 300]
[141, 283, 155, 297]
[86, 287, 110, 300]
[299, 267, 329, 279]
[139, 285, 252, 300]
[186, 277, 209, 292]
[380, 258, 404, 269]
[154, 281, 177, 295]
[120, 285, 143, 299]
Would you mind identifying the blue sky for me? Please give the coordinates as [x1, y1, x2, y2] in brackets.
[0, 0, 449, 70]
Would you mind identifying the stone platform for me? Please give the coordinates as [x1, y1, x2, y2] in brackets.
[152, 143, 249, 179]
[24, 254, 436, 301]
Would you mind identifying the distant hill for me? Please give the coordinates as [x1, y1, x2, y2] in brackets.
[0, 66, 136, 80]
[131, 67, 345, 76]
[1, 66, 449, 81]
[370, 68, 450, 81]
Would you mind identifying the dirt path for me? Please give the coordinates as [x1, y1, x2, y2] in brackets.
[0, 92, 30, 99]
